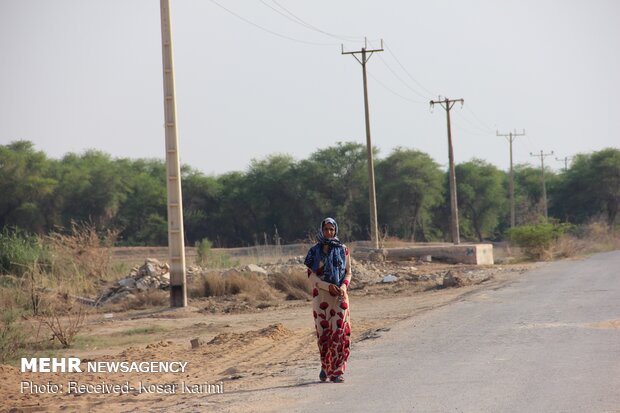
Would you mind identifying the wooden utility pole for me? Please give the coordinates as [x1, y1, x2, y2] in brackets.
[342, 38, 383, 249]
[530, 150, 554, 221]
[497, 129, 526, 228]
[555, 156, 572, 172]
[430, 97, 464, 244]
[160, 0, 187, 307]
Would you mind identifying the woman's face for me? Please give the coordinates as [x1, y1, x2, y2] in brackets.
[322, 222, 336, 239]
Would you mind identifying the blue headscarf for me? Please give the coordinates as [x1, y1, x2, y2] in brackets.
[304, 218, 347, 286]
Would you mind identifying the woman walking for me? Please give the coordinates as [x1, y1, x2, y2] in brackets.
[304, 217, 352, 383]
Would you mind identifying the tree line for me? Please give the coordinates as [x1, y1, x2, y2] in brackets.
[1, 140, 618, 246]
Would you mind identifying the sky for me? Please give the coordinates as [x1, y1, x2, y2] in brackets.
[1, 0, 619, 176]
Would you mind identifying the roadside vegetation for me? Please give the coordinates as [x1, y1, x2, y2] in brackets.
[2, 141, 618, 246]
[1, 141, 619, 364]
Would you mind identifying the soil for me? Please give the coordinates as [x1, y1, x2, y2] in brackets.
[0, 256, 537, 413]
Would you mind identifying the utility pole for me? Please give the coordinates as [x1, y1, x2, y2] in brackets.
[160, 0, 187, 307]
[555, 156, 572, 172]
[530, 150, 554, 221]
[342, 38, 383, 249]
[430, 97, 464, 245]
[497, 129, 526, 228]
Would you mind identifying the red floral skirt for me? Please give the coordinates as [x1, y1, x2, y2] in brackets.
[312, 287, 351, 378]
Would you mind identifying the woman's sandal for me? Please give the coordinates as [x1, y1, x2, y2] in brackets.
[319, 370, 327, 382]
[330, 375, 345, 383]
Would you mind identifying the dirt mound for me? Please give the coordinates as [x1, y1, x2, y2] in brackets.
[208, 323, 292, 346]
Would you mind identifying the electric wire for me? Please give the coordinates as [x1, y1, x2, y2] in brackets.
[375, 52, 433, 101]
[211, 0, 503, 145]
[463, 105, 495, 133]
[383, 41, 437, 98]
[367, 69, 426, 105]
[454, 109, 495, 135]
[208, 0, 338, 46]
[365, 39, 432, 101]
[266, 0, 365, 42]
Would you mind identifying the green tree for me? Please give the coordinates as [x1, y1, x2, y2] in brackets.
[0, 141, 57, 233]
[114, 159, 167, 245]
[182, 168, 223, 245]
[52, 150, 128, 228]
[300, 142, 370, 240]
[215, 171, 257, 246]
[243, 154, 304, 243]
[551, 148, 620, 227]
[455, 159, 506, 241]
[376, 148, 443, 241]
[513, 164, 559, 225]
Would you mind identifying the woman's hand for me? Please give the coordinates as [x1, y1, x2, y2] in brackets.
[328, 284, 340, 296]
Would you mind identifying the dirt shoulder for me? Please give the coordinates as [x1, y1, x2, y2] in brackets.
[1, 261, 538, 413]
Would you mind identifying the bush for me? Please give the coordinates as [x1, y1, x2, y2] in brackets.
[0, 309, 28, 363]
[271, 272, 311, 300]
[507, 223, 574, 260]
[195, 238, 238, 268]
[46, 222, 118, 294]
[40, 300, 88, 348]
[0, 228, 47, 277]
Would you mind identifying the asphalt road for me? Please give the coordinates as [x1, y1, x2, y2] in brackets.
[246, 251, 620, 413]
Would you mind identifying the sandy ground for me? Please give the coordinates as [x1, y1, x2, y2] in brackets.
[0, 261, 537, 413]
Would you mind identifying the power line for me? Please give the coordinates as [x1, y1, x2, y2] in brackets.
[373, 40, 498, 137]
[463, 105, 495, 133]
[366, 41, 431, 101]
[367, 69, 426, 104]
[453, 109, 495, 135]
[383, 41, 437, 98]
[267, 0, 365, 42]
[208, 0, 338, 46]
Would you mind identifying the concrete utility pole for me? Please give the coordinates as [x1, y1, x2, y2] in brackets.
[342, 38, 383, 249]
[530, 150, 554, 221]
[430, 97, 464, 245]
[160, 0, 187, 307]
[497, 129, 526, 228]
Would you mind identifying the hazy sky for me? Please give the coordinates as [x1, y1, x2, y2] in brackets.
[1, 0, 619, 175]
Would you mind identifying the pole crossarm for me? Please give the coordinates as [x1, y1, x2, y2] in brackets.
[430, 97, 464, 111]
[341, 39, 383, 65]
[555, 156, 573, 171]
[496, 129, 526, 141]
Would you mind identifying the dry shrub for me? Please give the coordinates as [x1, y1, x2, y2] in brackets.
[0, 309, 28, 363]
[551, 234, 582, 258]
[271, 271, 311, 300]
[40, 297, 88, 348]
[46, 222, 118, 295]
[121, 289, 169, 311]
[580, 221, 620, 252]
[197, 272, 279, 302]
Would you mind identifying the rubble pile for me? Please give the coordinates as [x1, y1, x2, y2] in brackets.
[97, 259, 174, 305]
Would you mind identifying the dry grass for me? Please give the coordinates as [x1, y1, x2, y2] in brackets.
[541, 221, 620, 260]
[193, 272, 279, 302]
[270, 271, 311, 300]
[187, 269, 312, 307]
[122, 290, 169, 310]
[39, 222, 121, 297]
